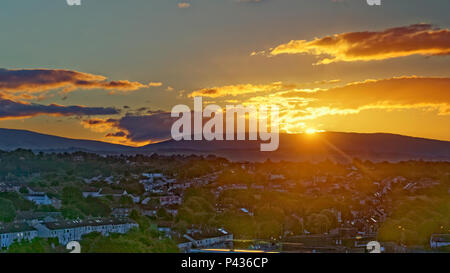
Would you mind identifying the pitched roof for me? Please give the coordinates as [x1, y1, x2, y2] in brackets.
[43, 218, 135, 230]
[0, 223, 37, 234]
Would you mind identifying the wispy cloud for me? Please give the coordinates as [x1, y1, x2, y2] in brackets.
[188, 80, 340, 98]
[189, 82, 297, 98]
[148, 82, 163, 87]
[177, 2, 191, 8]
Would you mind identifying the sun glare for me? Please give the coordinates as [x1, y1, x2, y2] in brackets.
[305, 128, 323, 135]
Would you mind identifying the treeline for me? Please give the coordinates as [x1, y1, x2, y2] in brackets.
[60, 187, 110, 219]
[0, 150, 227, 182]
[175, 188, 343, 240]
[0, 192, 36, 222]
[378, 184, 450, 246]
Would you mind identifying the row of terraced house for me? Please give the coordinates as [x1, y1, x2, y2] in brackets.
[0, 218, 138, 249]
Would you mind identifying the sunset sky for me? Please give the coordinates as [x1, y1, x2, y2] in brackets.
[1, 0, 449, 146]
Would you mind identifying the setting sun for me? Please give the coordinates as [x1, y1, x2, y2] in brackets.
[305, 128, 324, 135]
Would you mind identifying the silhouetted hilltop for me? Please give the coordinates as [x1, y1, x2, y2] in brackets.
[0, 128, 449, 162]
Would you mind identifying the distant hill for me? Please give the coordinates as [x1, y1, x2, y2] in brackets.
[0, 128, 133, 153]
[0, 128, 449, 162]
[143, 132, 450, 162]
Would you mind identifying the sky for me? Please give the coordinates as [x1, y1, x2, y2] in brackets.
[0, 0, 449, 146]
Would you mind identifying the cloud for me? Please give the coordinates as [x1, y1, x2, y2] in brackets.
[177, 2, 191, 8]
[115, 114, 176, 142]
[80, 118, 119, 133]
[148, 82, 163, 87]
[82, 112, 176, 146]
[280, 76, 450, 113]
[241, 76, 450, 133]
[0, 68, 149, 99]
[268, 24, 450, 64]
[188, 80, 342, 98]
[0, 98, 119, 120]
[80, 76, 450, 142]
[189, 82, 305, 98]
[105, 131, 127, 138]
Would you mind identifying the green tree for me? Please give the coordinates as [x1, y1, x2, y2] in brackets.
[0, 198, 16, 222]
[19, 186, 29, 194]
[7, 238, 54, 253]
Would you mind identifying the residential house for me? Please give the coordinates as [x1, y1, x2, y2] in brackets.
[239, 208, 253, 216]
[0, 223, 38, 249]
[111, 207, 132, 218]
[33, 218, 138, 246]
[160, 195, 182, 206]
[183, 228, 233, 249]
[141, 197, 151, 205]
[430, 234, 450, 249]
[157, 221, 173, 237]
[82, 189, 103, 198]
[177, 238, 193, 253]
[141, 209, 157, 217]
[123, 191, 140, 203]
[25, 193, 52, 205]
[165, 204, 179, 216]
[0, 183, 20, 193]
[15, 211, 63, 224]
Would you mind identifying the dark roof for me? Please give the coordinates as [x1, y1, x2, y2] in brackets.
[101, 188, 124, 195]
[157, 221, 174, 228]
[43, 218, 135, 230]
[81, 187, 99, 192]
[26, 193, 48, 197]
[15, 211, 62, 221]
[0, 223, 37, 234]
[189, 230, 230, 240]
[165, 204, 180, 210]
[431, 234, 450, 242]
[176, 237, 193, 244]
[140, 203, 159, 210]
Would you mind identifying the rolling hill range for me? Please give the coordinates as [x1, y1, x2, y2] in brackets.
[143, 132, 450, 162]
[0, 128, 449, 162]
[0, 128, 134, 153]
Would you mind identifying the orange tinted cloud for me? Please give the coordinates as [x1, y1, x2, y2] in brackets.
[188, 81, 333, 98]
[80, 118, 118, 133]
[243, 76, 450, 133]
[189, 82, 291, 98]
[80, 76, 450, 141]
[0, 68, 149, 100]
[177, 2, 191, 8]
[148, 82, 163, 87]
[269, 24, 450, 64]
[281, 76, 450, 114]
